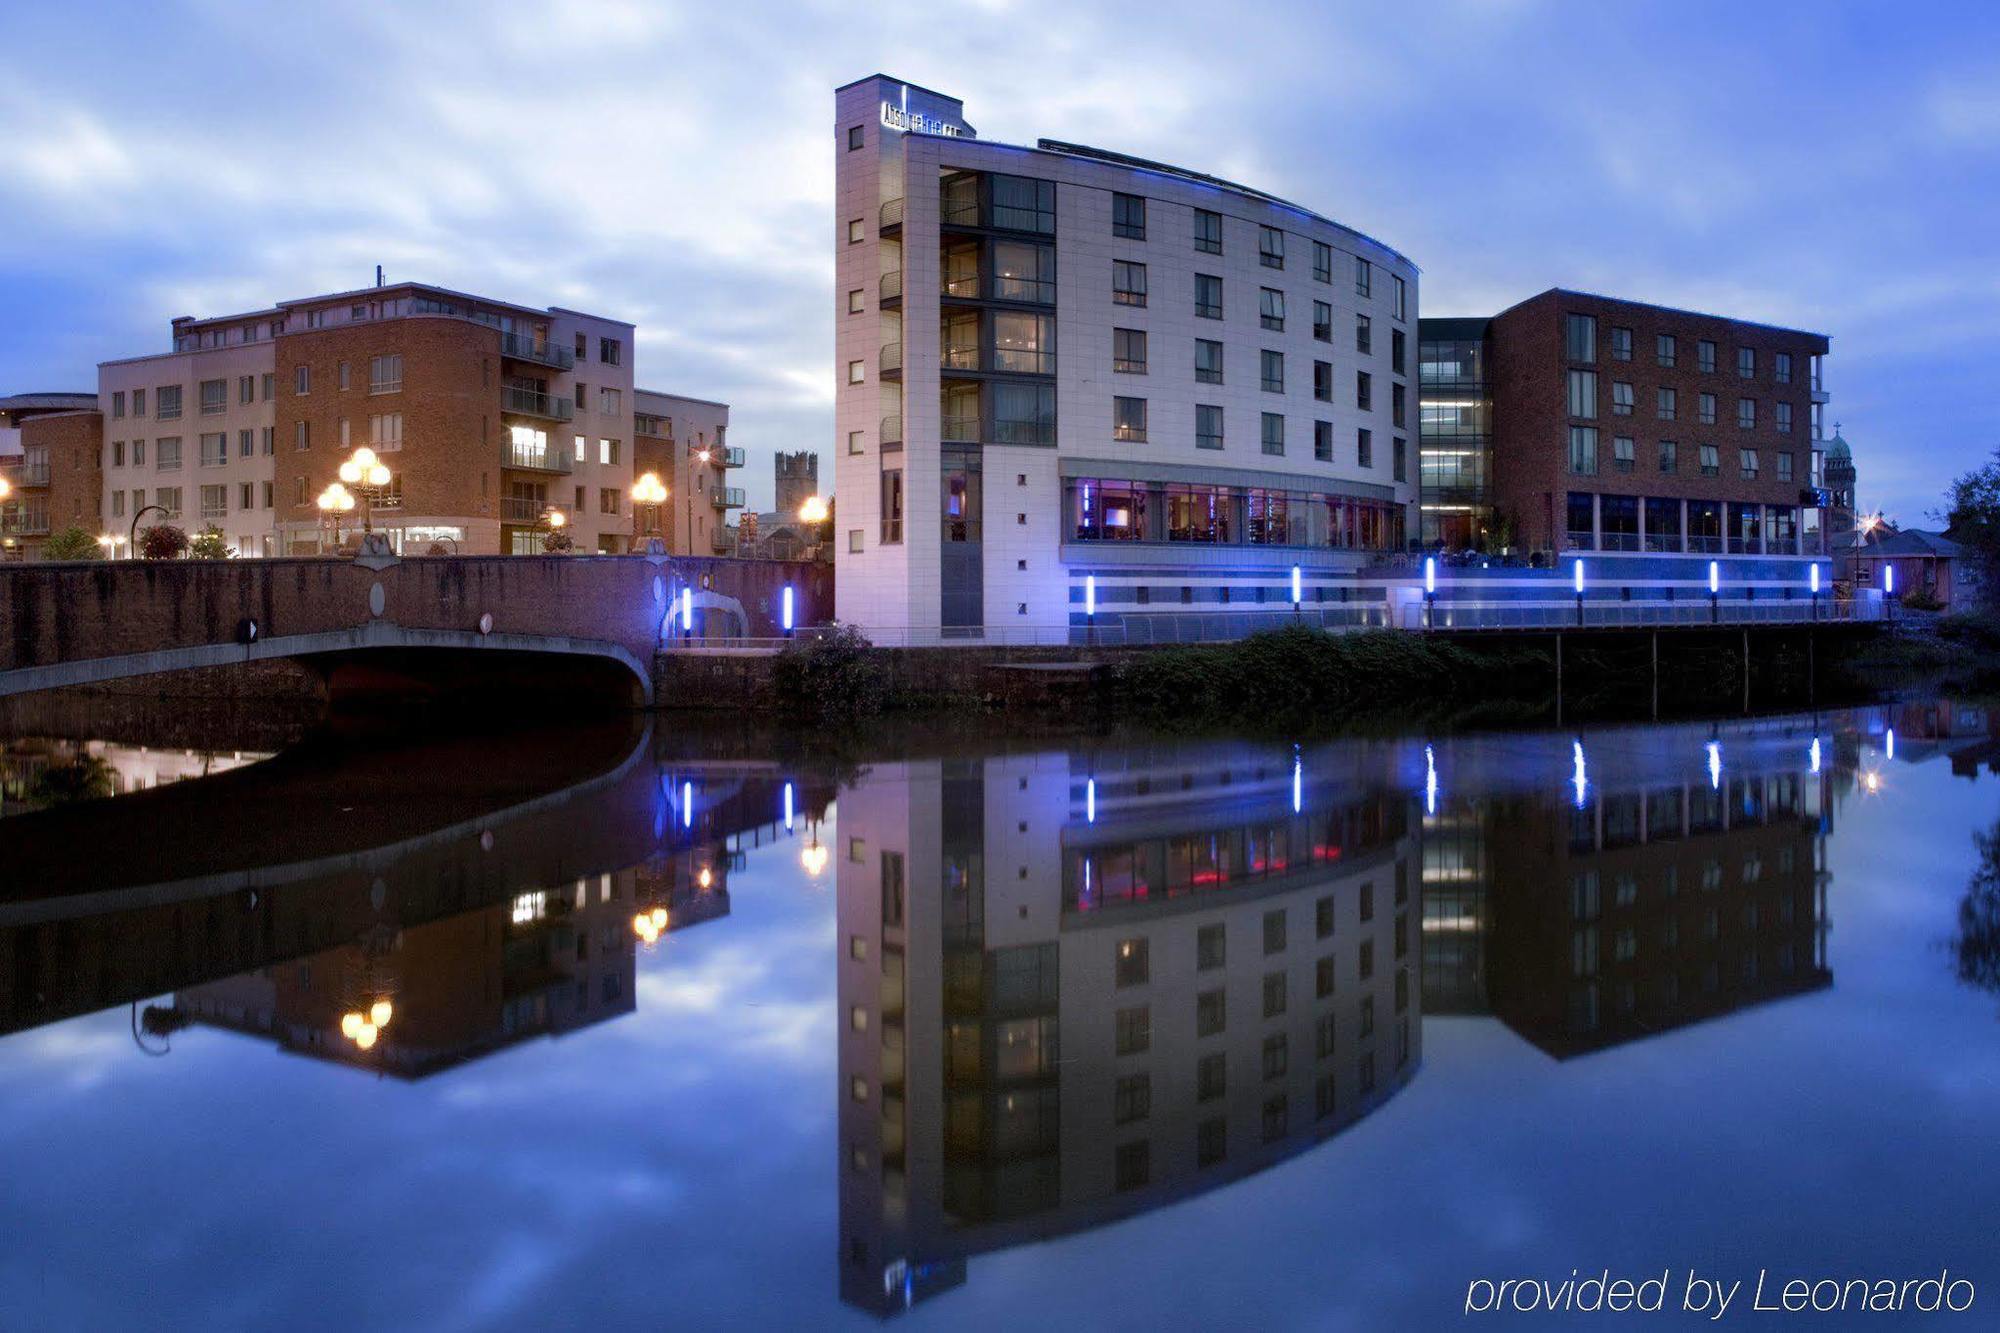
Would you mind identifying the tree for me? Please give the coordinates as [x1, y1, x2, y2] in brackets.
[189, 524, 234, 559]
[139, 523, 189, 560]
[41, 525, 103, 561]
[1954, 818, 2000, 1001]
[541, 527, 575, 554]
[1937, 448, 2000, 605]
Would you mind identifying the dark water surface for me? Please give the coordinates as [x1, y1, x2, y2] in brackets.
[2, 702, 1997, 1330]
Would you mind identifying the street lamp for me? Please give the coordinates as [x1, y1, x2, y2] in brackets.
[797, 494, 829, 560]
[336, 446, 393, 534]
[631, 470, 668, 548]
[339, 997, 394, 1052]
[316, 482, 356, 549]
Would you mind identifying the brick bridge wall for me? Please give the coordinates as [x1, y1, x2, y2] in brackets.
[0, 548, 831, 703]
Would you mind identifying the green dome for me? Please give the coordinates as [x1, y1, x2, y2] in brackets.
[1825, 427, 1850, 460]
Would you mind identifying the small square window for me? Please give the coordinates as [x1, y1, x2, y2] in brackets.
[847, 125, 864, 150]
[847, 218, 863, 244]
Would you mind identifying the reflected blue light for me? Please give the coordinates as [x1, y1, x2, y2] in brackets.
[783, 781, 794, 831]
[1086, 777, 1096, 823]
[1424, 743, 1438, 817]
[1424, 556, 1436, 595]
[1706, 740, 1722, 790]
[1573, 558, 1585, 594]
[1291, 756, 1302, 813]
[1085, 575, 1096, 618]
[1709, 560, 1720, 595]
[1571, 739, 1587, 808]
[1291, 565, 1302, 605]
[1886, 728, 1896, 761]
[682, 779, 693, 829]
[1809, 737, 1822, 775]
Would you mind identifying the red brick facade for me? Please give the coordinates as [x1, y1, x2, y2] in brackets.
[16, 411, 104, 552]
[1488, 290, 1829, 551]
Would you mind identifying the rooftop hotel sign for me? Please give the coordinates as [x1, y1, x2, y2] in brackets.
[880, 96, 965, 137]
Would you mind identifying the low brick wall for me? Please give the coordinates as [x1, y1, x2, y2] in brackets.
[654, 644, 1124, 711]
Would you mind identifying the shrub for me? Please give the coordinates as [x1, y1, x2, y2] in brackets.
[189, 524, 234, 559]
[542, 528, 575, 554]
[772, 623, 888, 715]
[41, 525, 103, 561]
[138, 523, 189, 560]
[1900, 586, 1944, 613]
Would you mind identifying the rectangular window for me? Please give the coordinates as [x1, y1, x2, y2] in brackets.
[847, 430, 863, 455]
[1354, 256, 1371, 298]
[1313, 240, 1332, 282]
[1313, 300, 1332, 342]
[1115, 937, 1150, 988]
[1112, 191, 1145, 239]
[1113, 396, 1148, 443]
[260, 427, 274, 455]
[155, 437, 182, 470]
[132, 439, 145, 465]
[1737, 397, 1756, 430]
[1195, 339, 1223, 385]
[1657, 333, 1676, 367]
[132, 388, 145, 416]
[1113, 328, 1147, 374]
[1610, 326, 1633, 361]
[1658, 387, 1677, 421]
[1775, 402, 1792, 434]
[1197, 924, 1226, 971]
[112, 390, 125, 418]
[1193, 207, 1222, 254]
[1391, 328, 1406, 375]
[1357, 427, 1372, 468]
[1392, 275, 1406, 320]
[1259, 287, 1285, 331]
[1777, 451, 1794, 481]
[369, 354, 403, 394]
[199, 432, 226, 466]
[337, 361, 350, 391]
[1194, 273, 1223, 319]
[1262, 971, 1287, 1018]
[848, 360, 864, 384]
[1611, 381, 1634, 416]
[1260, 412, 1284, 456]
[238, 375, 254, 404]
[879, 469, 903, 544]
[1613, 436, 1635, 472]
[1393, 436, 1407, 483]
[200, 484, 227, 520]
[1740, 448, 1759, 479]
[1113, 260, 1148, 307]
[1313, 360, 1332, 402]
[600, 487, 620, 514]
[1261, 350, 1284, 393]
[1356, 370, 1372, 411]
[1392, 383, 1406, 428]
[1197, 1051, 1226, 1101]
[155, 485, 182, 519]
[239, 482, 253, 510]
[1699, 392, 1717, 425]
[1259, 225, 1284, 269]
[1565, 313, 1596, 362]
[1568, 425, 1598, 475]
[1699, 444, 1720, 476]
[370, 413, 403, 449]
[156, 385, 183, 419]
[1314, 419, 1333, 462]
[294, 366, 310, 395]
[1356, 313, 1372, 355]
[294, 421, 309, 450]
[1196, 404, 1224, 451]
[1737, 347, 1756, 379]
[1698, 340, 1717, 373]
[1775, 352, 1793, 384]
[1115, 1005, 1150, 1055]
[1659, 439, 1678, 473]
[1566, 369, 1597, 418]
[1196, 988, 1226, 1037]
[600, 337, 621, 366]
[199, 379, 226, 414]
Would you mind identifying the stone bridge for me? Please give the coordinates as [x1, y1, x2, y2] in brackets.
[0, 539, 830, 705]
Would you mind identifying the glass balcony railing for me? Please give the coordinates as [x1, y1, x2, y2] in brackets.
[500, 439, 572, 474]
[502, 386, 574, 422]
[881, 414, 903, 446]
[502, 496, 547, 523]
[711, 526, 738, 554]
[1, 507, 51, 536]
[499, 331, 575, 371]
[879, 270, 903, 303]
[880, 198, 904, 231]
[880, 342, 902, 377]
[709, 486, 746, 509]
[941, 343, 978, 371]
[1, 463, 50, 487]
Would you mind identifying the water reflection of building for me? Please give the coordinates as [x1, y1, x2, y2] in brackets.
[837, 747, 1421, 1318]
[1425, 762, 1833, 1059]
[0, 737, 270, 814]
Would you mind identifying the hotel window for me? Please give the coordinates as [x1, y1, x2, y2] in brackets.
[1113, 260, 1148, 307]
[1658, 387, 1677, 420]
[1194, 273, 1223, 319]
[1193, 207, 1223, 254]
[1114, 328, 1147, 374]
[1775, 402, 1793, 433]
[339, 417, 351, 448]
[1568, 425, 1598, 475]
[1699, 444, 1720, 476]
[600, 437, 621, 465]
[1259, 287, 1285, 331]
[1356, 370, 1371, 411]
[879, 469, 904, 543]
[112, 440, 125, 466]
[1393, 436, 1407, 482]
[157, 385, 183, 419]
[133, 439, 145, 465]
[991, 173, 1056, 232]
[369, 354, 403, 394]
[1393, 275, 1407, 320]
[1699, 392, 1717, 425]
[1114, 1006, 1150, 1056]
[1261, 350, 1284, 393]
[1659, 439, 1678, 473]
[156, 437, 183, 471]
[1313, 300, 1332, 342]
[1196, 404, 1224, 450]
[1657, 333, 1676, 367]
[111, 390, 127, 418]
[1613, 436, 1635, 472]
[1313, 360, 1332, 402]
[260, 427, 274, 454]
[1737, 347, 1756, 378]
[1610, 326, 1633, 361]
[847, 218, 862, 243]
[1261, 412, 1284, 456]
[1259, 225, 1284, 269]
[598, 387, 621, 415]
[1737, 397, 1756, 430]
[1262, 1033, 1288, 1081]
[1740, 448, 1759, 480]
[1112, 192, 1145, 239]
[1195, 338, 1223, 384]
[1313, 240, 1332, 283]
[1392, 328, 1406, 374]
[847, 360, 864, 384]
[1775, 352, 1793, 384]
[1114, 1074, 1151, 1127]
[1565, 313, 1596, 362]
[261, 373, 274, 401]
[111, 491, 125, 518]
[1197, 988, 1226, 1036]
[576, 332, 588, 358]
[600, 487, 621, 514]
[1262, 971, 1288, 1019]
[199, 433, 226, 467]
[1392, 383, 1406, 428]
[261, 481, 273, 508]
[1315, 419, 1333, 461]
[1113, 396, 1148, 443]
[1356, 313, 1372, 354]
[1354, 256, 1371, 298]
[1777, 451, 1794, 481]
[200, 484, 227, 520]
[1357, 427, 1372, 468]
[1611, 381, 1634, 416]
[1698, 339, 1717, 373]
[199, 379, 226, 414]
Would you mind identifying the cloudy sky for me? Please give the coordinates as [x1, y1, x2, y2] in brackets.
[0, 0, 1991, 517]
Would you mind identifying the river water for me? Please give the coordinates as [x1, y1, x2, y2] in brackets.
[1, 701, 1996, 1329]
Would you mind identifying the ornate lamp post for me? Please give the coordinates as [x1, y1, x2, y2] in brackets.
[337, 446, 394, 534]
[630, 471, 668, 549]
[316, 482, 356, 549]
[797, 494, 828, 560]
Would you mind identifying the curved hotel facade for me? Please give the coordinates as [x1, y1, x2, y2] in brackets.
[835, 77, 1419, 644]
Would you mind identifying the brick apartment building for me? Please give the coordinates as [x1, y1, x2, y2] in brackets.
[635, 389, 737, 556]
[20, 280, 737, 559]
[2, 393, 101, 559]
[1421, 289, 1831, 557]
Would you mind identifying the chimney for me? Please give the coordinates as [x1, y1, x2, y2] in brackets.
[375, 265, 383, 287]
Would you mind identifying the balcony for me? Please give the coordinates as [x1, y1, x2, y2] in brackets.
[499, 331, 575, 371]
[942, 415, 979, 442]
[692, 444, 746, 468]
[879, 198, 904, 233]
[710, 486, 746, 509]
[0, 463, 50, 488]
[880, 341, 902, 380]
[1, 507, 50, 537]
[881, 414, 903, 447]
[711, 526, 738, 555]
[502, 496, 549, 523]
[502, 386, 574, 422]
[879, 270, 903, 307]
[501, 439, 572, 474]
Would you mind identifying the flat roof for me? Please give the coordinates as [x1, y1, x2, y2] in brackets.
[174, 280, 630, 330]
[0, 392, 98, 410]
[835, 73, 963, 105]
[635, 388, 729, 409]
[1504, 287, 1829, 342]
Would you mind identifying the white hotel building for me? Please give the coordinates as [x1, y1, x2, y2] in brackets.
[834, 76, 1419, 644]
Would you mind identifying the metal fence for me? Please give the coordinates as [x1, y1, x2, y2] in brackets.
[1401, 598, 1874, 631]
